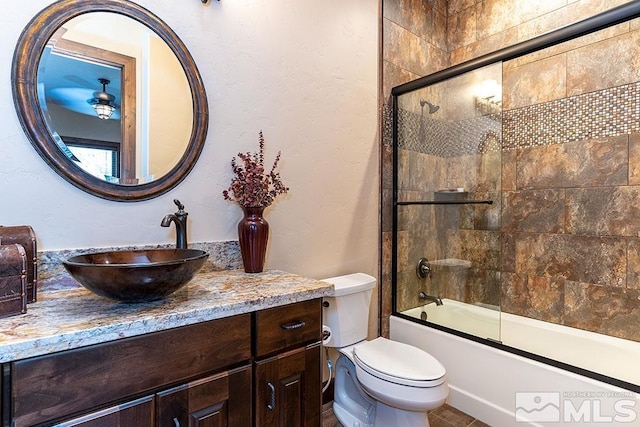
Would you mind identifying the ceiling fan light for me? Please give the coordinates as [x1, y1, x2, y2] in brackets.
[93, 102, 115, 120]
[92, 78, 116, 120]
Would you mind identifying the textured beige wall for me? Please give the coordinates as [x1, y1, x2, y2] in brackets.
[1, 1, 379, 285]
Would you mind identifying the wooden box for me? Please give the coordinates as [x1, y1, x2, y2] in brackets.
[0, 225, 37, 302]
[0, 243, 27, 318]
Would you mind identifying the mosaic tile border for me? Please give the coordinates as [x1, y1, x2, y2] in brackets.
[391, 81, 640, 156]
[396, 108, 502, 157]
[503, 81, 640, 150]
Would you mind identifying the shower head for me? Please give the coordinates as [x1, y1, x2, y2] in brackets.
[420, 99, 440, 114]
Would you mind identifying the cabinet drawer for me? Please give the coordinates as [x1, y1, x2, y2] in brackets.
[11, 314, 251, 427]
[254, 299, 321, 358]
[54, 395, 154, 427]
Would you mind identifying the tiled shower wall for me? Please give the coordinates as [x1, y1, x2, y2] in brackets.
[499, 20, 640, 341]
[380, 0, 639, 337]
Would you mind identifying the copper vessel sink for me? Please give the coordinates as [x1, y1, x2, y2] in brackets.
[63, 249, 209, 302]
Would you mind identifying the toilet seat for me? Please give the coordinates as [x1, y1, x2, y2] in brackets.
[353, 337, 446, 388]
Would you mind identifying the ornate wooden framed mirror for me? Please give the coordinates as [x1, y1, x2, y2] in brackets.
[12, 0, 208, 201]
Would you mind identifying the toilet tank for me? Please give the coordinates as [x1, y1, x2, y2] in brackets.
[321, 273, 376, 348]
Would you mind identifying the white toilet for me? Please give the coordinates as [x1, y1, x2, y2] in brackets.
[322, 273, 448, 427]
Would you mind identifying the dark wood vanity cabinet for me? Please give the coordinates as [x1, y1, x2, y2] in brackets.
[5, 314, 252, 427]
[254, 344, 321, 427]
[155, 365, 252, 427]
[52, 366, 253, 427]
[253, 299, 322, 427]
[1, 298, 323, 427]
[53, 395, 155, 427]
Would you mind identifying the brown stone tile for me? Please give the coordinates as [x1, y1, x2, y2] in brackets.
[430, 404, 476, 427]
[448, 0, 477, 16]
[383, 19, 444, 77]
[475, 0, 519, 40]
[475, 151, 502, 193]
[397, 230, 409, 272]
[472, 191, 501, 231]
[567, 30, 640, 96]
[501, 272, 527, 315]
[383, 0, 434, 42]
[466, 268, 501, 306]
[381, 230, 392, 275]
[515, 234, 627, 287]
[502, 232, 516, 273]
[502, 189, 565, 233]
[469, 419, 491, 427]
[503, 54, 566, 110]
[443, 155, 479, 193]
[381, 144, 393, 190]
[629, 133, 640, 185]
[382, 60, 419, 101]
[501, 149, 516, 191]
[450, 27, 518, 66]
[517, 5, 573, 43]
[381, 188, 393, 233]
[476, 0, 564, 41]
[516, 137, 628, 189]
[431, 8, 449, 52]
[322, 402, 341, 427]
[448, 7, 477, 52]
[526, 275, 565, 322]
[626, 238, 640, 290]
[501, 273, 564, 322]
[517, 0, 567, 24]
[397, 267, 425, 312]
[432, 0, 448, 15]
[381, 274, 392, 313]
[447, 229, 502, 271]
[566, 186, 640, 237]
[564, 281, 640, 342]
[516, 21, 629, 67]
[569, 0, 636, 25]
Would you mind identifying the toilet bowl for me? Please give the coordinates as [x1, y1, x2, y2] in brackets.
[322, 273, 448, 427]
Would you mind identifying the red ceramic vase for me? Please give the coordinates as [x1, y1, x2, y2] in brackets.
[238, 206, 269, 273]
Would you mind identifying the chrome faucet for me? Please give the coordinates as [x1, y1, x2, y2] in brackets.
[419, 291, 443, 306]
[161, 199, 188, 249]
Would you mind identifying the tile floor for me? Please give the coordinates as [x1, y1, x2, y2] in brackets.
[322, 402, 490, 427]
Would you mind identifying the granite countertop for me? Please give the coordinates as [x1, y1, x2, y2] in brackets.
[0, 269, 333, 363]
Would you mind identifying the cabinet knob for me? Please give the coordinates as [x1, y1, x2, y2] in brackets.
[281, 320, 305, 331]
[266, 382, 276, 411]
[173, 417, 181, 427]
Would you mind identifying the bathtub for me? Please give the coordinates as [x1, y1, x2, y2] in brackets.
[391, 300, 640, 426]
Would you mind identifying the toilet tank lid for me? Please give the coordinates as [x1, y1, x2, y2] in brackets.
[321, 273, 376, 297]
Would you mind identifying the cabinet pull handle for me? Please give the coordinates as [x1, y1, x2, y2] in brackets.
[173, 417, 180, 427]
[281, 320, 305, 330]
[266, 382, 276, 411]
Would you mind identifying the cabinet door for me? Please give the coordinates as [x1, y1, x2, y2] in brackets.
[53, 395, 154, 427]
[11, 315, 251, 427]
[156, 365, 252, 427]
[255, 343, 321, 427]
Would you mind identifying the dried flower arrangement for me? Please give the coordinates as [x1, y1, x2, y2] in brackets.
[223, 131, 289, 208]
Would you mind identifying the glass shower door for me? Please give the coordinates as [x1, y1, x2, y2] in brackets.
[393, 62, 503, 342]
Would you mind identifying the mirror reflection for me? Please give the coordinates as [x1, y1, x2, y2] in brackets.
[38, 12, 193, 185]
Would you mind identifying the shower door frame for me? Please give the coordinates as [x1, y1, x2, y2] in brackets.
[390, 1, 640, 393]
